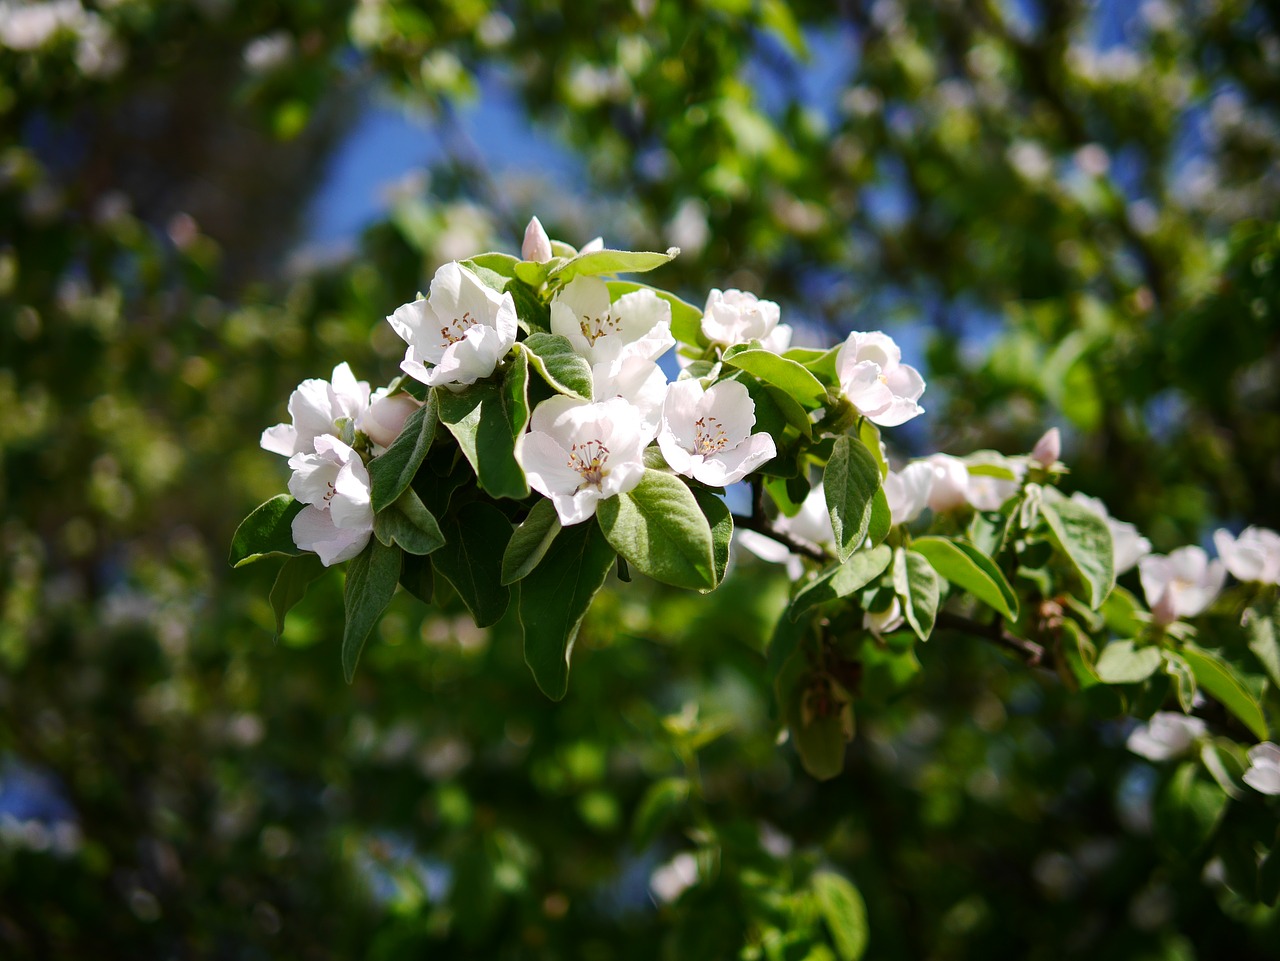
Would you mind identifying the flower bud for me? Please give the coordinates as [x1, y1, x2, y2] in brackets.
[1031, 427, 1061, 467]
[863, 598, 905, 637]
[522, 216, 553, 263]
[1150, 586, 1179, 627]
[360, 390, 420, 448]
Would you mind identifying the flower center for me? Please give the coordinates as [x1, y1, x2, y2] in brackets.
[439, 311, 477, 348]
[693, 415, 730, 456]
[323, 480, 337, 504]
[578, 312, 621, 347]
[568, 438, 610, 491]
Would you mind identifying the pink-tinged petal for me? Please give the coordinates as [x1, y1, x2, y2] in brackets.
[551, 276, 615, 358]
[288, 377, 339, 443]
[604, 458, 646, 498]
[291, 505, 371, 566]
[520, 431, 584, 499]
[330, 461, 373, 529]
[288, 456, 340, 509]
[657, 430, 697, 476]
[549, 488, 603, 526]
[261, 423, 298, 456]
[661, 379, 705, 451]
[926, 454, 969, 512]
[522, 216, 552, 262]
[841, 362, 894, 415]
[735, 529, 794, 564]
[884, 363, 925, 402]
[427, 260, 467, 315]
[1138, 555, 1172, 611]
[530, 395, 591, 435]
[760, 323, 793, 354]
[387, 299, 431, 348]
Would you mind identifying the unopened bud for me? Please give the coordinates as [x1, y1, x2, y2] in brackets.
[522, 216, 552, 263]
[1031, 427, 1061, 468]
[1151, 586, 1179, 627]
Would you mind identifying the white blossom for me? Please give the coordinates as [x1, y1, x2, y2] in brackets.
[550, 276, 673, 370]
[387, 261, 518, 390]
[359, 388, 421, 450]
[924, 454, 970, 512]
[260, 362, 371, 458]
[1213, 526, 1280, 585]
[287, 435, 374, 566]
[1138, 546, 1226, 626]
[700, 288, 791, 350]
[650, 852, 698, 904]
[591, 356, 668, 438]
[884, 462, 935, 525]
[1243, 742, 1280, 795]
[657, 379, 776, 487]
[1126, 712, 1207, 761]
[518, 396, 648, 525]
[864, 597, 905, 637]
[522, 216, 553, 263]
[835, 331, 926, 427]
[1071, 493, 1152, 574]
[965, 459, 1025, 512]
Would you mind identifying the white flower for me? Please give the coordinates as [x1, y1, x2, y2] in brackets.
[864, 597, 905, 637]
[387, 261, 518, 390]
[883, 462, 935, 525]
[1071, 493, 1152, 574]
[657, 380, 776, 487]
[964, 459, 1025, 512]
[359, 388, 421, 450]
[287, 435, 374, 566]
[779, 483, 836, 550]
[835, 331, 926, 427]
[518, 396, 649, 525]
[1243, 742, 1280, 795]
[701, 288, 792, 350]
[924, 454, 970, 512]
[1031, 427, 1061, 467]
[522, 216, 553, 262]
[650, 852, 698, 904]
[1138, 546, 1226, 626]
[550, 277, 674, 370]
[1126, 712, 1207, 761]
[1213, 526, 1280, 585]
[260, 363, 371, 458]
[592, 356, 668, 439]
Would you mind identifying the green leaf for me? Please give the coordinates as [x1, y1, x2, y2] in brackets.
[399, 552, 434, 604]
[465, 252, 519, 278]
[373, 488, 445, 556]
[596, 470, 716, 591]
[812, 872, 869, 961]
[892, 548, 941, 641]
[368, 392, 439, 513]
[788, 344, 841, 385]
[824, 436, 884, 562]
[867, 488, 892, 548]
[549, 246, 679, 285]
[1154, 762, 1228, 856]
[433, 502, 512, 628]
[342, 538, 402, 682]
[229, 495, 305, 567]
[504, 347, 531, 436]
[691, 488, 733, 587]
[859, 419, 888, 479]
[790, 545, 893, 620]
[1095, 639, 1163, 684]
[1182, 643, 1269, 740]
[519, 333, 593, 400]
[1164, 651, 1198, 713]
[631, 777, 690, 849]
[722, 348, 827, 408]
[606, 280, 704, 348]
[505, 277, 551, 333]
[437, 381, 530, 500]
[911, 537, 1019, 620]
[519, 519, 616, 699]
[1040, 486, 1115, 608]
[1244, 598, 1280, 689]
[501, 498, 562, 586]
[269, 554, 326, 641]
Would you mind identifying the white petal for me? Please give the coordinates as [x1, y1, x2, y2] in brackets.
[520, 431, 585, 498]
[701, 379, 757, 445]
[261, 423, 299, 457]
[330, 460, 373, 529]
[693, 432, 776, 487]
[660, 379, 705, 451]
[292, 505, 372, 566]
[866, 395, 925, 428]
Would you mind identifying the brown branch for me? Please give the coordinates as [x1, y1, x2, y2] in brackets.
[935, 610, 1055, 671]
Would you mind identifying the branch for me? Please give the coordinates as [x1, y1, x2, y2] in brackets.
[935, 610, 1055, 670]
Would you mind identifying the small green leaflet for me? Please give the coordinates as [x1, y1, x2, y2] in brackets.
[722, 346, 827, 408]
[373, 487, 445, 556]
[596, 470, 717, 591]
[501, 498, 562, 585]
[548, 246, 679, 285]
[911, 537, 1019, 620]
[892, 547, 940, 641]
[824, 436, 884, 562]
[789, 545, 893, 621]
[229, 495, 305, 567]
[269, 554, 326, 641]
[1095, 639, 1163, 684]
[519, 519, 617, 700]
[811, 872, 869, 961]
[342, 537, 402, 682]
[368, 392, 438, 512]
[437, 380, 530, 500]
[1181, 643, 1269, 740]
[1040, 486, 1115, 608]
[518, 333, 593, 400]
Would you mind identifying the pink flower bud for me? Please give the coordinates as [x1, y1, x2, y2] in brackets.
[1150, 586, 1179, 627]
[360, 391, 420, 449]
[1031, 427, 1061, 467]
[522, 216, 553, 263]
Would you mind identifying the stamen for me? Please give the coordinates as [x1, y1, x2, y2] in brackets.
[693, 414, 730, 456]
[567, 438, 611, 492]
[439, 310, 477, 347]
[578, 312, 622, 346]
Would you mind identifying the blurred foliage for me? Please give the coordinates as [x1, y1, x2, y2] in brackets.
[1, 0, 1278, 957]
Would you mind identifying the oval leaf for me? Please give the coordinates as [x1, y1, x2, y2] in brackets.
[1040, 486, 1115, 609]
[911, 537, 1019, 620]
[373, 488, 445, 556]
[269, 554, 326, 642]
[369, 392, 439, 513]
[1095, 639, 1163, 684]
[892, 547, 940, 641]
[519, 332, 593, 400]
[549, 247, 679, 285]
[229, 495, 305, 568]
[433, 502, 512, 628]
[342, 537, 402, 682]
[596, 470, 717, 591]
[722, 347, 827, 408]
[502, 498, 562, 586]
[1182, 643, 1269, 740]
[824, 436, 883, 562]
[691, 488, 733, 588]
[790, 545, 893, 620]
[437, 381, 530, 500]
[812, 872, 869, 961]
